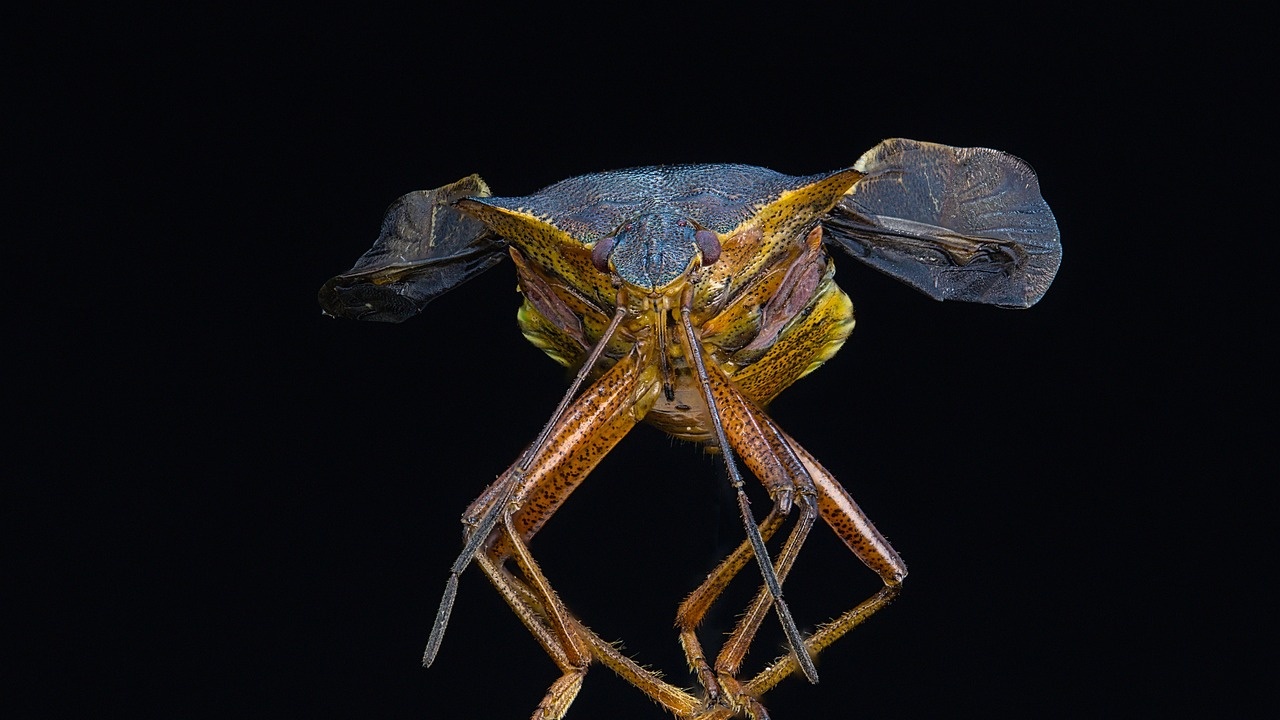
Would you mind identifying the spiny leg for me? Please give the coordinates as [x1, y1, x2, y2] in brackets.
[675, 366, 824, 709]
[684, 446, 904, 720]
[676, 507, 787, 700]
[425, 303, 651, 718]
[476, 554, 570, 667]
[710, 402, 821, 680]
[477, 549, 702, 718]
[502, 509, 592, 666]
[742, 586, 900, 702]
[738, 426, 906, 700]
[488, 378, 718, 715]
[480, 551, 704, 717]
[488, 515, 595, 720]
[674, 349, 904, 715]
[466, 343, 727, 718]
[463, 287, 813, 718]
[674, 397, 802, 699]
[423, 298, 629, 667]
[453, 293, 769, 718]
[679, 290, 818, 687]
[472, 351, 640, 719]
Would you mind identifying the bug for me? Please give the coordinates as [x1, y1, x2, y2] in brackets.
[319, 138, 1061, 718]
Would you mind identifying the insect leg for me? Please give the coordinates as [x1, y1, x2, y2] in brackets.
[486, 549, 705, 716]
[740, 425, 907, 698]
[708, 394, 822, 679]
[679, 292, 819, 686]
[676, 507, 787, 700]
[480, 548, 704, 716]
[440, 352, 636, 719]
[424, 302, 629, 667]
[674, 364, 825, 713]
[481, 538, 593, 720]
[468, 352, 704, 718]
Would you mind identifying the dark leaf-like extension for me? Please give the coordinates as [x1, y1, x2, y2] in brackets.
[824, 138, 1061, 308]
[318, 175, 507, 322]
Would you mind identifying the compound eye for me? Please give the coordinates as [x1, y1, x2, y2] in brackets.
[695, 229, 721, 266]
[591, 236, 616, 272]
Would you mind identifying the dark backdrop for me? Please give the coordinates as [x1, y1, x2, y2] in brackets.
[13, 5, 1266, 719]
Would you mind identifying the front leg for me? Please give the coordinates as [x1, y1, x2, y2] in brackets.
[456, 351, 706, 718]
[676, 362, 822, 710]
[455, 353, 642, 719]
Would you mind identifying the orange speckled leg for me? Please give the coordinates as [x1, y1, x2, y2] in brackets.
[676, 507, 787, 704]
[675, 362, 821, 714]
[678, 301, 822, 717]
[738, 422, 906, 702]
[470, 354, 639, 718]
[676, 363, 905, 716]
[454, 351, 705, 718]
[478, 546, 704, 717]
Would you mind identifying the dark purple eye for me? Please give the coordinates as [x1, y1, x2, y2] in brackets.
[695, 229, 721, 266]
[591, 237, 616, 272]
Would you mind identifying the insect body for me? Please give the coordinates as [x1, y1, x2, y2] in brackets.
[320, 139, 1061, 719]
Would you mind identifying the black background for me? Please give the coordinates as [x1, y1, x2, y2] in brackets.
[13, 5, 1268, 719]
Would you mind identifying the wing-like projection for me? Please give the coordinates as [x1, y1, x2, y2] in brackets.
[823, 138, 1061, 308]
[318, 175, 507, 322]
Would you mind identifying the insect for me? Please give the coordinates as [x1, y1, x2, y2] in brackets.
[319, 138, 1061, 719]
